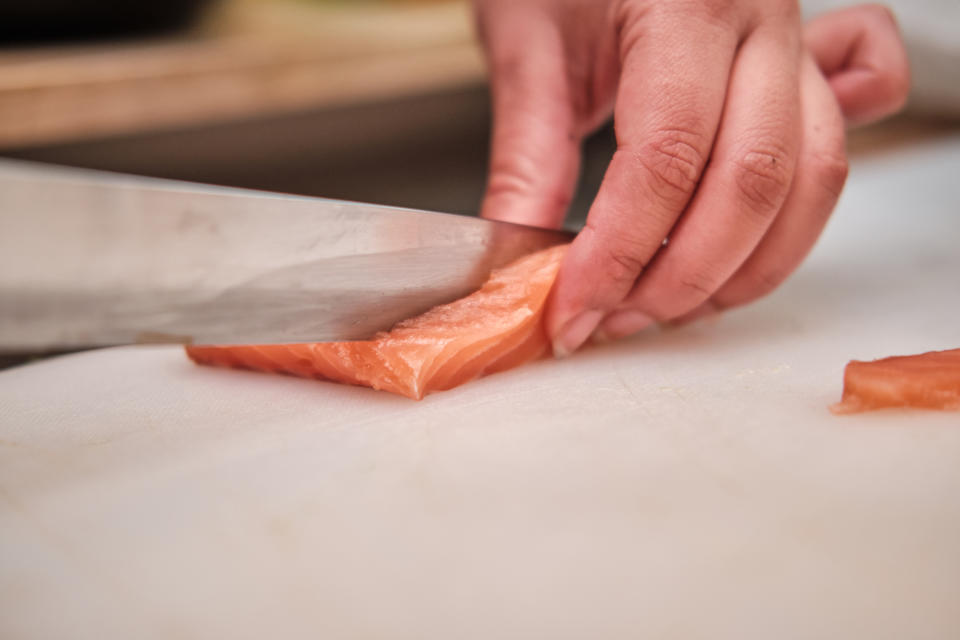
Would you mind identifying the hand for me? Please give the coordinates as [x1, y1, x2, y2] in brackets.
[474, 0, 909, 356]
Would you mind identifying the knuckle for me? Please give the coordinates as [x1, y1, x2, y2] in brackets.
[486, 166, 537, 200]
[486, 168, 573, 218]
[677, 269, 719, 301]
[733, 145, 793, 217]
[716, 265, 790, 309]
[604, 246, 648, 287]
[493, 173, 568, 205]
[582, 220, 652, 288]
[809, 149, 849, 199]
[632, 264, 722, 319]
[628, 126, 710, 204]
[749, 267, 789, 299]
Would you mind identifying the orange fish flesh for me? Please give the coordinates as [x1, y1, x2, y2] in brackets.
[831, 348, 960, 414]
[186, 244, 568, 400]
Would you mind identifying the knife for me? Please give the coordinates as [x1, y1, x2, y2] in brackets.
[0, 160, 573, 350]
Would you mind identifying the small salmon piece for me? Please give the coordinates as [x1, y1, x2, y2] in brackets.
[831, 348, 960, 414]
[186, 244, 568, 400]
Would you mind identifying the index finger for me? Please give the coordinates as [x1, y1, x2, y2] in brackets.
[547, 6, 740, 355]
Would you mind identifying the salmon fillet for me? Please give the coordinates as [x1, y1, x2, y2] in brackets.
[186, 244, 568, 400]
[831, 348, 960, 414]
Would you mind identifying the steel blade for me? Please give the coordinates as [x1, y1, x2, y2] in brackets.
[0, 160, 573, 349]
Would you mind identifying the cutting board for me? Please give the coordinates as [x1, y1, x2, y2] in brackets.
[1, 135, 959, 639]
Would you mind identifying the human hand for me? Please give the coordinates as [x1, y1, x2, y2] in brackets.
[474, 0, 909, 355]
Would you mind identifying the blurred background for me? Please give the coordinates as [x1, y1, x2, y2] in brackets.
[0, 0, 957, 222]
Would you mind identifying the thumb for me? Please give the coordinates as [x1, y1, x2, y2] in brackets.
[478, 13, 580, 229]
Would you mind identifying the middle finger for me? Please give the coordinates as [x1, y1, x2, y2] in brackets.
[598, 16, 803, 338]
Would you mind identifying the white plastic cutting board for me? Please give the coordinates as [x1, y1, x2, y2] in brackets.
[1, 135, 959, 639]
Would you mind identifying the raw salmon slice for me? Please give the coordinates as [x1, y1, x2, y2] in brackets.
[831, 348, 960, 414]
[186, 244, 568, 400]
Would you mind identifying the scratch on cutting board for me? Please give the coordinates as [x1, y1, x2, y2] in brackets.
[735, 364, 791, 379]
[657, 385, 692, 401]
[612, 368, 644, 407]
[611, 371, 661, 420]
[79, 430, 142, 448]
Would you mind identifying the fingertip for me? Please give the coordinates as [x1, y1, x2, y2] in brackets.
[544, 209, 659, 351]
[543, 233, 593, 338]
[551, 309, 604, 358]
[830, 68, 910, 127]
[804, 3, 911, 127]
[594, 310, 655, 342]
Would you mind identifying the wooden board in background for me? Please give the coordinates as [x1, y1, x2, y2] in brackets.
[0, 0, 484, 148]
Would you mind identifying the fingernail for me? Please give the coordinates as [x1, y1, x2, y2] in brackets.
[553, 309, 604, 358]
[597, 310, 654, 341]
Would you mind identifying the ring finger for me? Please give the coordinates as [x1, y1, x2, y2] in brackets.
[683, 53, 849, 318]
[597, 17, 803, 338]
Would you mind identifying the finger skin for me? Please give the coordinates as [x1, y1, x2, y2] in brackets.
[596, 17, 803, 338]
[477, 5, 581, 228]
[804, 4, 910, 127]
[675, 53, 848, 324]
[665, 6, 904, 328]
[547, 4, 741, 354]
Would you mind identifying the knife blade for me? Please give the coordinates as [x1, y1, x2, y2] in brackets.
[0, 160, 574, 350]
